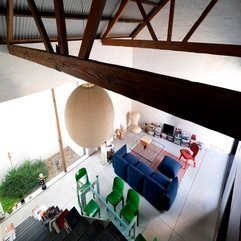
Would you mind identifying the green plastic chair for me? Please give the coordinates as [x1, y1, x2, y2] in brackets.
[135, 233, 158, 241]
[83, 199, 100, 217]
[106, 176, 124, 211]
[120, 189, 140, 226]
[135, 233, 146, 241]
[75, 167, 90, 191]
[75, 167, 100, 217]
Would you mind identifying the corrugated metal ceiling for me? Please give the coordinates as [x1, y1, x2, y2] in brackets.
[0, 0, 159, 43]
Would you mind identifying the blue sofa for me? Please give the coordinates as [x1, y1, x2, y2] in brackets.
[112, 144, 182, 211]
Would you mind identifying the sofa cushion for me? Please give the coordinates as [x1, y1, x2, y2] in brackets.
[116, 144, 127, 158]
[124, 153, 140, 166]
[143, 175, 166, 210]
[127, 165, 145, 194]
[157, 155, 182, 179]
[113, 155, 128, 181]
[151, 172, 170, 189]
[136, 162, 154, 176]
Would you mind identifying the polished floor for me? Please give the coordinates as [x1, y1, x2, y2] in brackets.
[0, 131, 229, 241]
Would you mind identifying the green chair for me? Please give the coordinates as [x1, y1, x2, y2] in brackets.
[75, 167, 100, 218]
[135, 233, 158, 241]
[75, 167, 90, 191]
[135, 233, 146, 241]
[106, 176, 124, 211]
[120, 189, 140, 226]
[82, 199, 100, 217]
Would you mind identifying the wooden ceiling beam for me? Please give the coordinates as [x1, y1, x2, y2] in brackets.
[54, 0, 68, 55]
[131, 0, 170, 38]
[1, 37, 80, 44]
[6, 0, 14, 44]
[183, 0, 219, 42]
[27, 0, 53, 53]
[78, 0, 106, 60]
[167, 0, 175, 42]
[136, 0, 158, 41]
[119, 18, 144, 23]
[8, 45, 241, 140]
[102, 38, 241, 57]
[102, 0, 129, 38]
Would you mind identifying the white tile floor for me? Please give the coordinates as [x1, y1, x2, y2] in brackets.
[0, 131, 229, 241]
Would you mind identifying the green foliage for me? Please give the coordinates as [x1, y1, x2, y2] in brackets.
[0, 197, 18, 214]
[0, 159, 48, 213]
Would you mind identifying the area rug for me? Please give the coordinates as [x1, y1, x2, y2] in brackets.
[131, 147, 188, 183]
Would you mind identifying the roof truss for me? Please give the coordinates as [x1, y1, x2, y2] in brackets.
[102, 0, 241, 58]
[5, 0, 241, 140]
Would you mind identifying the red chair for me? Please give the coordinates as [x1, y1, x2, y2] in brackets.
[179, 142, 199, 168]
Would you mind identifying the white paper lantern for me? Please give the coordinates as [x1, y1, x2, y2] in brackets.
[65, 83, 114, 148]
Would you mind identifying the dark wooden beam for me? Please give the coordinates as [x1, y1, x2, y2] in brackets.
[102, 38, 241, 57]
[167, 0, 175, 42]
[54, 0, 68, 55]
[136, 0, 158, 41]
[8, 45, 241, 140]
[119, 17, 144, 23]
[183, 0, 219, 42]
[1, 36, 85, 44]
[27, 0, 53, 53]
[6, 0, 14, 44]
[78, 0, 106, 59]
[102, 0, 129, 38]
[131, 0, 170, 38]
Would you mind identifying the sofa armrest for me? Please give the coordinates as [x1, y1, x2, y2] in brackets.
[113, 155, 128, 181]
[163, 177, 179, 211]
[115, 144, 127, 157]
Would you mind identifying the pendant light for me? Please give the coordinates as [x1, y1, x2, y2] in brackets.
[65, 83, 114, 148]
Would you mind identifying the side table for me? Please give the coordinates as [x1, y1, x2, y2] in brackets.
[140, 136, 152, 149]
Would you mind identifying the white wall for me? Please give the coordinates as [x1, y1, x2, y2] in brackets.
[0, 90, 58, 181]
[0, 40, 133, 181]
[0, 45, 78, 103]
